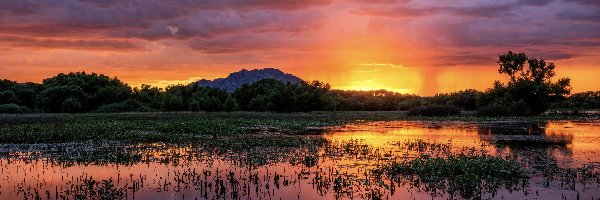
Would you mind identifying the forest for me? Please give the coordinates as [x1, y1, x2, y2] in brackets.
[0, 52, 596, 116]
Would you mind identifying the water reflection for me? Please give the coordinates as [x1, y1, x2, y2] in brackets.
[1, 120, 599, 199]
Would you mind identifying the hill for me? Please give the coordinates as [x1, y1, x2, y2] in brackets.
[194, 68, 304, 92]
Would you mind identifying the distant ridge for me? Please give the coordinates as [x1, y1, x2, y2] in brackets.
[193, 68, 304, 92]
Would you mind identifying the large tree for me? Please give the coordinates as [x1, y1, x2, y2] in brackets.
[493, 51, 572, 115]
[37, 72, 131, 112]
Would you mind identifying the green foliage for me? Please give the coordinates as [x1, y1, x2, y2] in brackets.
[0, 104, 32, 114]
[223, 95, 238, 112]
[326, 89, 416, 111]
[380, 154, 528, 199]
[476, 105, 510, 117]
[558, 91, 600, 109]
[397, 98, 426, 111]
[96, 99, 149, 113]
[407, 105, 460, 117]
[161, 93, 185, 111]
[37, 72, 131, 112]
[133, 84, 163, 109]
[62, 98, 82, 113]
[0, 90, 19, 104]
[235, 79, 330, 112]
[477, 100, 531, 117]
[433, 89, 481, 111]
[0, 79, 41, 109]
[37, 85, 87, 113]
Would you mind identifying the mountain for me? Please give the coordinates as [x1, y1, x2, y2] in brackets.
[193, 68, 304, 92]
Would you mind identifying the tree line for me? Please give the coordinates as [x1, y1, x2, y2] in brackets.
[0, 51, 596, 116]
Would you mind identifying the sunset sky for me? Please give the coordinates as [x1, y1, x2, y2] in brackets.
[0, 0, 599, 95]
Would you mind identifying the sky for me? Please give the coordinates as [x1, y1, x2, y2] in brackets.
[0, 0, 599, 96]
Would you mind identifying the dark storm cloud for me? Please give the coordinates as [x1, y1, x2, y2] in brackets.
[556, 10, 600, 23]
[116, 9, 327, 40]
[567, 0, 600, 6]
[0, 36, 147, 51]
[0, 0, 329, 51]
[353, 0, 557, 18]
[160, 0, 334, 10]
[352, 0, 600, 66]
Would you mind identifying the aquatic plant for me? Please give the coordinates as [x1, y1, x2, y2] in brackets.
[378, 153, 529, 199]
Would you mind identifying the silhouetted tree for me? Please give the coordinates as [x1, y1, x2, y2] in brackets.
[36, 85, 87, 113]
[37, 72, 131, 112]
[479, 51, 572, 115]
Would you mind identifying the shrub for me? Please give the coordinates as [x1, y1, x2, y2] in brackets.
[0, 90, 19, 104]
[477, 101, 531, 117]
[96, 99, 148, 113]
[476, 105, 510, 117]
[62, 98, 82, 113]
[0, 104, 32, 114]
[397, 98, 426, 111]
[507, 100, 531, 116]
[407, 105, 460, 117]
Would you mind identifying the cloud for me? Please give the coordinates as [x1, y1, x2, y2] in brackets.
[189, 31, 318, 54]
[352, 0, 557, 18]
[556, 10, 600, 23]
[0, 1, 43, 16]
[160, 0, 334, 11]
[0, 0, 598, 71]
[116, 9, 327, 40]
[0, 0, 328, 43]
[567, 0, 600, 6]
[166, 26, 179, 35]
[0, 36, 147, 52]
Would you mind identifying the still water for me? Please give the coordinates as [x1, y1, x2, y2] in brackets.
[1, 120, 599, 199]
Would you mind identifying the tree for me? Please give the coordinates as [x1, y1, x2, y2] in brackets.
[161, 93, 185, 111]
[39, 72, 132, 112]
[0, 90, 19, 105]
[498, 51, 528, 82]
[223, 95, 238, 112]
[0, 80, 41, 109]
[491, 51, 572, 115]
[133, 84, 163, 110]
[36, 85, 87, 113]
[62, 98, 82, 113]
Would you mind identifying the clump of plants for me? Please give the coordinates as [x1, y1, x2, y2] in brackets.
[376, 153, 528, 199]
[72, 177, 126, 200]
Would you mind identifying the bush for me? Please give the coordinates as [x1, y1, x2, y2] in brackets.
[96, 99, 149, 113]
[407, 105, 460, 117]
[0, 90, 19, 104]
[476, 105, 510, 117]
[0, 104, 32, 114]
[507, 100, 531, 116]
[397, 98, 426, 111]
[62, 98, 82, 113]
[477, 101, 531, 117]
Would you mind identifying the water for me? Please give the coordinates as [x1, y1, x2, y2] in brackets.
[1, 120, 599, 199]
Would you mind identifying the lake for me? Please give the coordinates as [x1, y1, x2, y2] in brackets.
[1, 120, 599, 199]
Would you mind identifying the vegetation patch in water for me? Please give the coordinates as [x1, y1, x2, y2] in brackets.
[376, 153, 528, 199]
